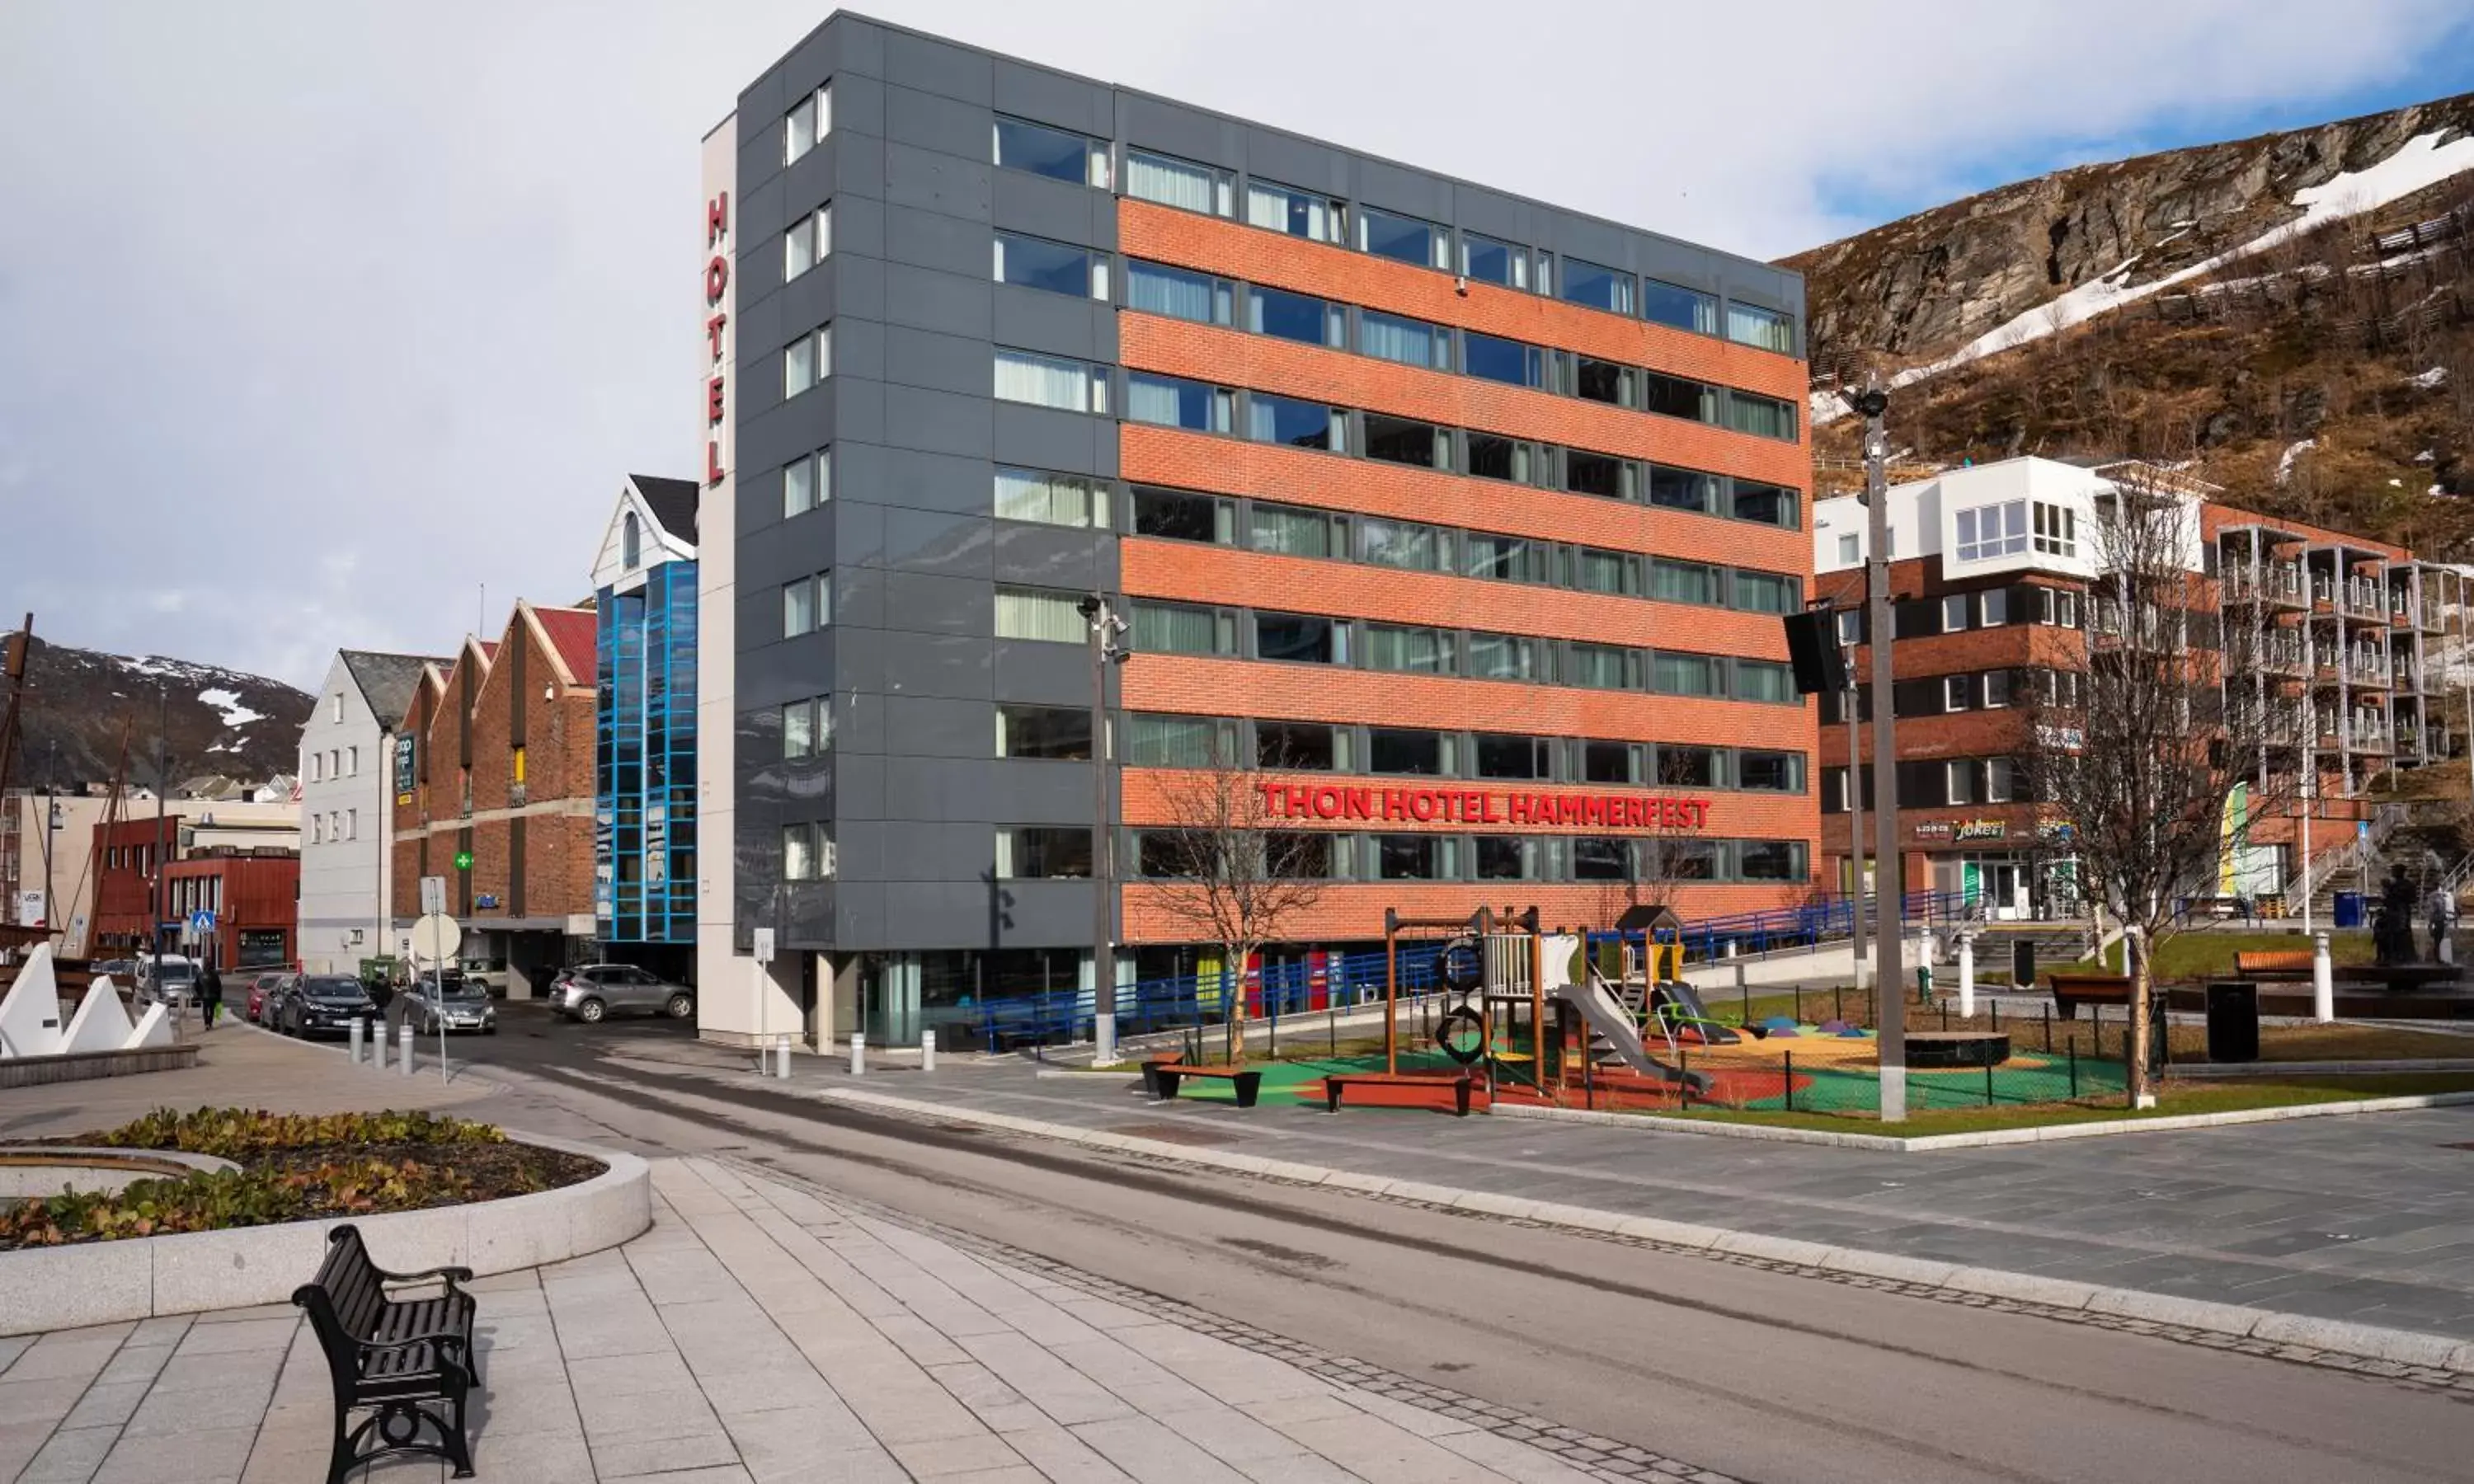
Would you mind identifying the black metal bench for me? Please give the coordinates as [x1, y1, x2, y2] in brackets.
[291, 1223, 480, 1482]
[1141, 1059, 1264, 1107]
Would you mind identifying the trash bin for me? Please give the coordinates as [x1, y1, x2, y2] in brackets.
[2333, 891, 2365, 929]
[1916, 965, 1934, 1004]
[2205, 981, 2260, 1063]
[2012, 941, 2038, 989]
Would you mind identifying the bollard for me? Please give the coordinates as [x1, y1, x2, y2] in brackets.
[922, 1028, 938, 1073]
[2068, 1036, 2080, 1098]
[398, 1023, 414, 1076]
[1957, 932, 1976, 1019]
[348, 1018, 364, 1066]
[776, 1036, 792, 1079]
[2312, 930, 2334, 1024]
[1094, 1010, 1116, 1068]
[849, 1031, 865, 1078]
[1783, 1050, 1794, 1113]
[1985, 1059, 1995, 1108]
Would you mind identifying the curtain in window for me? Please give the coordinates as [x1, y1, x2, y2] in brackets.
[1573, 645, 1632, 690]
[994, 587, 1083, 643]
[783, 579, 816, 637]
[994, 350, 1091, 411]
[1127, 262, 1218, 323]
[783, 701, 814, 759]
[1129, 716, 1221, 768]
[784, 336, 816, 397]
[1128, 373, 1214, 430]
[1651, 652, 1713, 696]
[1737, 660, 1794, 703]
[1126, 151, 1217, 213]
[1470, 634, 1539, 680]
[1727, 303, 1794, 352]
[1250, 505, 1329, 557]
[1729, 393, 1797, 440]
[1362, 519, 1439, 571]
[1366, 626, 1450, 674]
[1360, 312, 1440, 369]
[1651, 560, 1718, 605]
[995, 469, 1098, 528]
[1735, 571, 1795, 613]
[1577, 550, 1630, 594]
[1132, 603, 1216, 655]
[783, 825, 814, 881]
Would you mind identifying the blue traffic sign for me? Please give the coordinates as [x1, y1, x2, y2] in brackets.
[189, 909, 216, 934]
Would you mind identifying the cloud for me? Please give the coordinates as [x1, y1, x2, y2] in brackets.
[2, 0, 2467, 688]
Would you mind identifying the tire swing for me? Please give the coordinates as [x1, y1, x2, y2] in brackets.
[1433, 932, 1488, 1066]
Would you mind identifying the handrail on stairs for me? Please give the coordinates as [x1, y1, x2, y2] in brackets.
[2281, 801, 2411, 918]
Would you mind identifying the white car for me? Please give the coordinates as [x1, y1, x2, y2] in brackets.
[133, 955, 202, 1007]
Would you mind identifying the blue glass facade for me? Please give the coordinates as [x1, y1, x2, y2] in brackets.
[596, 559, 698, 943]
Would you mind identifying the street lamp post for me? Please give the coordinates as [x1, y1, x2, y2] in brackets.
[1843, 378, 1906, 1122]
[1077, 594, 1131, 1062]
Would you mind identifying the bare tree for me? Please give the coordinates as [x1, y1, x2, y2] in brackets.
[2025, 463, 2288, 1106]
[1143, 758, 1328, 1062]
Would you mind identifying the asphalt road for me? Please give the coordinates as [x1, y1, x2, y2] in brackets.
[420, 1012, 2474, 1484]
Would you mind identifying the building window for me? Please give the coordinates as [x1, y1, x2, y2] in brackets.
[1131, 600, 1229, 655]
[1270, 832, 1338, 880]
[1377, 834, 1447, 881]
[1651, 652, 1719, 697]
[1474, 734, 1550, 780]
[1986, 757, 2019, 803]
[1463, 331, 1545, 388]
[1468, 434, 1543, 485]
[994, 350, 1106, 414]
[1738, 751, 1805, 792]
[1361, 310, 1448, 369]
[784, 448, 831, 519]
[995, 467, 1108, 528]
[1583, 740, 1641, 785]
[1247, 392, 1344, 452]
[1642, 371, 1718, 423]
[1250, 502, 1339, 559]
[1128, 713, 1235, 767]
[1945, 760, 1977, 805]
[995, 826, 1093, 879]
[331, 692, 343, 722]
[1837, 533, 1861, 564]
[1736, 660, 1796, 704]
[1643, 279, 1719, 336]
[1945, 674, 1973, 711]
[1983, 669, 2012, 708]
[2034, 501, 2077, 556]
[1735, 570, 1799, 613]
[783, 697, 830, 759]
[1981, 587, 2011, 624]
[1955, 500, 2029, 562]
[1363, 623, 1455, 674]
[1467, 533, 1551, 584]
[783, 572, 829, 637]
[784, 83, 830, 166]
[996, 704, 1092, 760]
[1572, 355, 1637, 408]
[1727, 392, 1799, 441]
[1469, 632, 1545, 682]
[1362, 414, 1448, 469]
[308, 752, 323, 782]
[1245, 179, 1346, 243]
[1357, 205, 1448, 269]
[1573, 548, 1641, 597]
[1650, 558, 1721, 607]
[1124, 148, 1232, 215]
[1837, 610, 1863, 645]
[783, 823, 821, 881]
[1370, 727, 1451, 775]
[1561, 257, 1634, 315]
[2039, 588, 2081, 627]
[1360, 516, 1445, 571]
[1475, 836, 1538, 881]
[346, 746, 358, 776]
[345, 809, 357, 841]
[1942, 594, 1971, 632]
[1649, 466, 1719, 514]
[623, 511, 641, 570]
[783, 325, 830, 397]
[1574, 837, 1631, 881]
[1725, 302, 1794, 352]
[1131, 486, 1231, 542]
[1126, 261, 1232, 324]
[1249, 285, 1345, 348]
[1258, 721, 1344, 770]
[1126, 373, 1232, 433]
[994, 586, 1086, 644]
[1571, 643, 1641, 692]
[311, 815, 324, 845]
[1738, 841, 1804, 882]
[1460, 232, 1533, 290]
[1255, 612, 1344, 665]
[784, 205, 830, 280]
[994, 232, 1109, 299]
[1564, 449, 1634, 500]
[992, 115, 1109, 187]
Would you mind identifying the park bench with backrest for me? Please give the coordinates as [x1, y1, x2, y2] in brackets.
[290, 1223, 479, 1483]
[2046, 971, 2133, 1020]
[2232, 948, 2316, 979]
[1142, 1059, 1264, 1107]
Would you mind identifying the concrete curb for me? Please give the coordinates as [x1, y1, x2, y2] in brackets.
[1491, 1090, 2474, 1150]
[0, 1130, 649, 1336]
[233, 1017, 509, 1096]
[816, 1086, 2474, 1374]
[2164, 1059, 2474, 1077]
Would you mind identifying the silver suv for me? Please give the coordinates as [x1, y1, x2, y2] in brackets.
[551, 965, 694, 1024]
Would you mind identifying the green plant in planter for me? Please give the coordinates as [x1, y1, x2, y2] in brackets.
[92, 1108, 506, 1158]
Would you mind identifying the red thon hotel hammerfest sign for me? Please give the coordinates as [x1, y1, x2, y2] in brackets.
[1256, 782, 1710, 830]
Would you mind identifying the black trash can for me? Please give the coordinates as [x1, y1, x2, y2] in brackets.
[2205, 981, 2260, 1064]
[2011, 940, 2037, 990]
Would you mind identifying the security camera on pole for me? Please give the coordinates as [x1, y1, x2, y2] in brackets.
[1841, 376, 1907, 1123]
[1077, 593, 1131, 1064]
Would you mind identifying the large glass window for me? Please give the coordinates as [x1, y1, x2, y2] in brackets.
[1642, 371, 1717, 423]
[1650, 465, 1719, 514]
[1650, 558, 1720, 606]
[995, 467, 1108, 528]
[1362, 516, 1445, 571]
[1378, 834, 1445, 881]
[1258, 721, 1342, 770]
[1573, 548, 1640, 597]
[1467, 434, 1540, 485]
[1131, 601, 1226, 655]
[783, 448, 830, 520]
[1249, 285, 1344, 347]
[1564, 449, 1631, 499]
[994, 350, 1105, 414]
[995, 704, 1092, 760]
[783, 84, 830, 166]
[1573, 355, 1637, 408]
[1727, 392, 1799, 441]
[1658, 745, 1721, 787]
[1574, 837, 1631, 881]
[2034, 501, 2077, 556]
[1738, 840, 1804, 882]
[783, 697, 830, 760]
[1732, 480, 1799, 528]
[1656, 839, 1722, 881]
[1249, 502, 1337, 559]
[1126, 373, 1231, 432]
[995, 826, 1094, 879]
[1727, 302, 1794, 352]
[1463, 331, 1546, 388]
[993, 586, 1084, 643]
[783, 325, 830, 397]
[1363, 414, 1446, 469]
[1469, 632, 1545, 681]
[784, 204, 830, 280]
[1650, 652, 1718, 697]
[1128, 713, 1233, 766]
[1363, 623, 1455, 674]
[783, 823, 821, 881]
[1569, 643, 1639, 691]
[1358, 205, 1447, 268]
[1244, 179, 1344, 243]
[1370, 728, 1449, 775]
[1733, 570, 1799, 614]
[1735, 659, 1797, 704]
[1738, 750, 1806, 792]
[1460, 232, 1532, 290]
[1255, 612, 1343, 664]
[1560, 257, 1634, 314]
[1583, 740, 1639, 785]
[1132, 487, 1231, 542]
[1124, 148, 1232, 215]
[1955, 500, 2030, 562]
[1642, 279, 1718, 336]
[1361, 310, 1448, 369]
[1474, 734, 1550, 780]
[1247, 392, 1343, 451]
[994, 232, 1108, 298]
[1475, 836, 1537, 881]
[1126, 261, 1232, 324]
[1272, 832, 1338, 880]
[993, 115, 1109, 187]
[783, 572, 829, 637]
[1466, 533, 1550, 583]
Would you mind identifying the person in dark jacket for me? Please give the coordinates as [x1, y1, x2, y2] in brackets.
[198, 964, 224, 1029]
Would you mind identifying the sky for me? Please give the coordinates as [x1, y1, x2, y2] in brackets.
[4, 0, 2473, 690]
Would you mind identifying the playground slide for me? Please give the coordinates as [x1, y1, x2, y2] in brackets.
[1650, 981, 1742, 1045]
[1558, 972, 1694, 1083]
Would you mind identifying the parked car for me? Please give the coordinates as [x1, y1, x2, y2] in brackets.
[93, 958, 136, 983]
[134, 955, 201, 1007]
[402, 975, 498, 1036]
[456, 956, 509, 999]
[551, 965, 694, 1024]
[246, 971, 293, 1025]
[275, 975, 381, 1039]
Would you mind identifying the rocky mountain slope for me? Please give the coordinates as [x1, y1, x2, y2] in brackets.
[1787, 93, 2474, 544]
[2, 632, 310, 793]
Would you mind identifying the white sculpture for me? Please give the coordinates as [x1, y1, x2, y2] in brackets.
[61, 979, 136, 1054]
[0, 946, 181, 1059]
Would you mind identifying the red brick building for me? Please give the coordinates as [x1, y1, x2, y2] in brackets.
[88, 815, 298, 969]
[389, 603, 598, 998]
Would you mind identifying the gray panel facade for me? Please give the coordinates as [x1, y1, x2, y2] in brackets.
[732, 11, 1804, 955]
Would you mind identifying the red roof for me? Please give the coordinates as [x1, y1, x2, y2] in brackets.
[532, 606, 598, 686]
[475, 640, 500, 660]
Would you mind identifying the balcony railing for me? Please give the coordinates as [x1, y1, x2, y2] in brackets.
[2226, 563, 2307, 606]
[2348, 716, 2392, 753]
[2260, 639, 2307, 674]
[2345, 580, 2388, 619]
[2346, 653, 2391, 686]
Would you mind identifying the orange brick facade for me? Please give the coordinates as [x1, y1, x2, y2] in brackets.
[1112, 202, 1819, 941]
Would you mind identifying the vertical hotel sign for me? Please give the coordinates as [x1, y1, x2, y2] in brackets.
[703, 190, 731, 486]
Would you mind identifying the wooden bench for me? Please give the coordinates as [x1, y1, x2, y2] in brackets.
[1142, 1060, 1263, 1107]
[2047, 972, 2133, 1021]
[1322, 1072, 1482, 1116]
[2232, 949, 2316, 979]
[290, 1223, 479, 1483]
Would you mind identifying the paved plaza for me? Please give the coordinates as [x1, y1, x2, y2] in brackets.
[0, 1158, 1714, 1484]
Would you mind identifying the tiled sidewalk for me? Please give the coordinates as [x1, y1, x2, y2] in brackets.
[0, 1159, 1706, 1483]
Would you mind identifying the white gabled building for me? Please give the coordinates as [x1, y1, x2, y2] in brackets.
[296, 650, 448, 975]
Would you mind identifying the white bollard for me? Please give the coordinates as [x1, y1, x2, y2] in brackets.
[398, 1022, 415, 1075]
[2312, 930, 2335, 1024]
[849, 1031, 865, 1078]
[348, 1018, 364, 1066]
[1094, 1009, 1117, 1068]
[1958, 932, 1976, 1019]
[776, 1035, 793, 1079]
[922, 1028, 937, 1073]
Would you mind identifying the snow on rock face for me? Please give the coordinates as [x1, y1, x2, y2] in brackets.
[196, 687, 266, 728]
[2410, 367, 2450, 389]
[2277, 439, 2318, 486]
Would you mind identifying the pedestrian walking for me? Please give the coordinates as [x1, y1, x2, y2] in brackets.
[199, 963, 223, 1029]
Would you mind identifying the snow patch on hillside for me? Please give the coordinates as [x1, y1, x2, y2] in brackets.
[2277, 439, 2318, 486]
[197, 688, 266, 728]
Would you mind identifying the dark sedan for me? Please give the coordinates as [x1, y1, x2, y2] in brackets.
[276, 975, 381, 1039]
